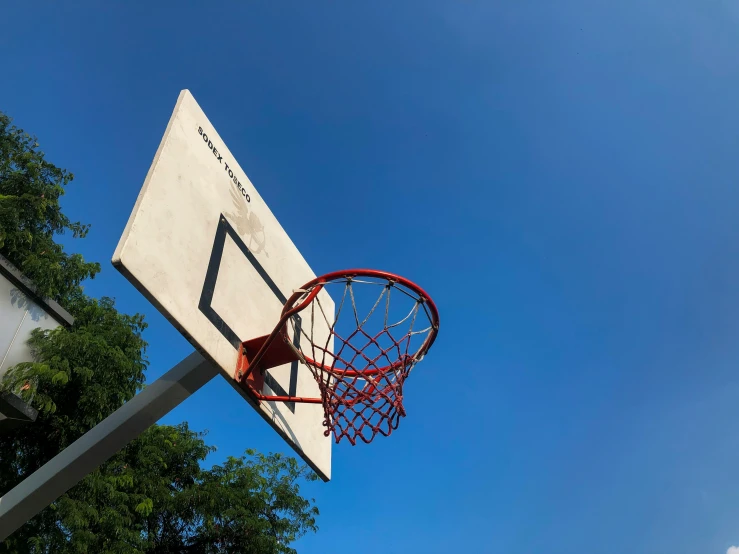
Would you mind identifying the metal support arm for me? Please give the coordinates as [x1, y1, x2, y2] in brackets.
[0, 351, 217, 542]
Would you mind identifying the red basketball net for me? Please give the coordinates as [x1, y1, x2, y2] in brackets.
[283, 271, 439, 445]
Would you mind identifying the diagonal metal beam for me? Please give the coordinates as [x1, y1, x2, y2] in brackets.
[0, 351, 217, 542]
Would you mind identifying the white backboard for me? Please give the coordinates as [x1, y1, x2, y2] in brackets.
[113, 90, 332, 481]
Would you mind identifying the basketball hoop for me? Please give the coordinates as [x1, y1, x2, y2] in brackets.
[234, 269, 440, 445]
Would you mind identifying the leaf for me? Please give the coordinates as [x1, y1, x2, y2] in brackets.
[51, 371, 68, 385]
[134, 498, 153, 516]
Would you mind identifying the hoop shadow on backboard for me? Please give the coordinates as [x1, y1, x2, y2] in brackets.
[198, 214, 301, 413]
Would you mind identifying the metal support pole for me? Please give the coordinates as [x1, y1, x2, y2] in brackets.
[0, 351, 218, 542]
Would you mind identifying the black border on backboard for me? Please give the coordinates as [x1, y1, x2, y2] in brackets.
[198, 215, 300, 413]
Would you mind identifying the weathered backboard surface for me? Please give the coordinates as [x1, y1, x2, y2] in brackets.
[113, 90, 332, 481]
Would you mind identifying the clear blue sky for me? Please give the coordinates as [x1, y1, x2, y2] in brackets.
[2, 2, 739, 553]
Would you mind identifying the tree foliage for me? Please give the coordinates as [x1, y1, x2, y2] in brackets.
[0, 111, 100, 305]
[0, 111, 319, 553]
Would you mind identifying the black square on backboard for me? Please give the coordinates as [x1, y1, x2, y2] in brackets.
[198, 214, 300, 413]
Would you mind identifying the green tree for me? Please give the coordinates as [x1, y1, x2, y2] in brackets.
[0, 111, 319, 553]
[0, 112, 100, 306]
